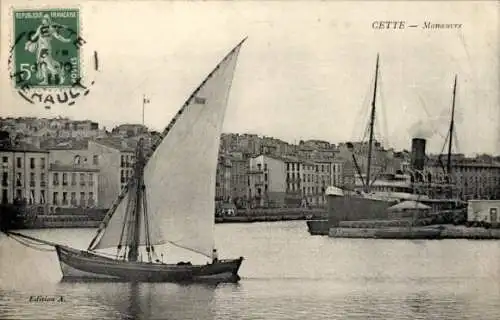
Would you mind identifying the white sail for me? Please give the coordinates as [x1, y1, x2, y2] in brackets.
[93, 191, 131, 250]
[89, 40, 245, 255]
[141, 41, 244, 258]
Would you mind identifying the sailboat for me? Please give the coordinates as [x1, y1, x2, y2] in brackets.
[307, 55, 464, 236]
[5, 38, 247, 282]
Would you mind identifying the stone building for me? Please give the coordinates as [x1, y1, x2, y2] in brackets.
[0, 142, 49, 215]
[48, 163, 99, 213]
[248, 154, 287, 208]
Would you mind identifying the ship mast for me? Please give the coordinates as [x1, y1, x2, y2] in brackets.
[365, 53, 380, 193]
[446, 75, 457, 176]
[445, 75, 457, 197]
[126, 139, 146, 262]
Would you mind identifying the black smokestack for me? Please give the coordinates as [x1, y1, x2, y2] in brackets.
[411, 138, 426, 171]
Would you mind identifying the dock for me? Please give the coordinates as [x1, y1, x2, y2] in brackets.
[328, 225, 500, 240]
[15, 208, 326, 229]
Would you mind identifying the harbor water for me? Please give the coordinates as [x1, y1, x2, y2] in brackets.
[1, 221, 500, 319]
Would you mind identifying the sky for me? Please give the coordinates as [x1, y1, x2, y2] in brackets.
[0, 0, 498, 156]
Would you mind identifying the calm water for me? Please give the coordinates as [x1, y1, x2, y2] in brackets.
[1, 221, 500, 319]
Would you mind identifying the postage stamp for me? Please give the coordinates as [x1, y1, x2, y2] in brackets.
[9, 8, 97, 108]
[12, 9, 80, 88]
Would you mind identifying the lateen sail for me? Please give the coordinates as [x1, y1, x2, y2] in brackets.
[92, 191, 130, 250]
[91, 40, 245, 258]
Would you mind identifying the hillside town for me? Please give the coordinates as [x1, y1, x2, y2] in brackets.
[1, 116, 500, 219]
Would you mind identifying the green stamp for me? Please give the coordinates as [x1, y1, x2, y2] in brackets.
[12, 9, 80, 88]
[9, 8, 98, 108]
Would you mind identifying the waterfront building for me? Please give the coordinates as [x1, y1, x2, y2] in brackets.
[248, 155, 286, 208]
[299, 158, 320, 206]
[283, 156, 303, 207]
[0, 142, 49, 215]
[467, 200, 500, 225]
[426, 156, 500, 200]
[228, 152, 249, 206]
[87, 139, 136, 209]
[331, 160, 345, 187]
[216, 153, 232, 201]
[314, 160, 333, 205]
[48, 163, 99, 213]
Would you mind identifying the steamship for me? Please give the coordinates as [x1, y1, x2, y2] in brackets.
[307, 56, 464, 235]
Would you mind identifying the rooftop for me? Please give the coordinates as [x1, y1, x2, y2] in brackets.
[49, 163, 99, 172]
[93, 137, 137, 152]
[41, 138, 90, 150]
[0, 142, 48, 153]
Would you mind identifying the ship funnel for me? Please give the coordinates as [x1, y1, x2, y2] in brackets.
[411, 138, 426, 171]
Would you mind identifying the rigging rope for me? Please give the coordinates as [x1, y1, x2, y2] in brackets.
[377, 73, 390, 148]
[6, 233, 55, 252]
[351, 74, 373, 143]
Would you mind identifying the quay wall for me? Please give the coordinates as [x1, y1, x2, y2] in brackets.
[18, 208, 326, 228]
[328, 225, 500, 240]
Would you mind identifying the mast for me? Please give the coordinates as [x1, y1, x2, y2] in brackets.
[365, 53, 379, 193]
[446, 75, 457, 176]
[126, 139, 146, 262]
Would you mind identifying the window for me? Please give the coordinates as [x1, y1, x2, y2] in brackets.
[80, 173, 85, 186]
[30, 157, 35, 169]
[88, 173, 94, 186]
[121, 155, 125, 167]
[16, 189, 22, 200]
[2, 189, 8, 204]
[40, 157, 45, 169]
[62, 173, 68, 186]
[70, 192, 77, 206]
[16, 157, 22, 168]
[40, 190, 45, 204]
[29, 189, 35, 204]
[62, 192, 68, 205]
[53, 192, 58, 205]
[71, 173, 76, 185]
[53, 173, 59, 186]
[2, 156, 7, 163]
[16, 173, 22, 187]
[40, 173, 46, 187]
[30, 172, 35, 187]
[121, 170, 125, 183]
[80, 192, 86, 206]
[74, 155, 81, 165]
[88, 192, 95, 206]
[2, 172, 7, 186]
[93, 155, 99, 165]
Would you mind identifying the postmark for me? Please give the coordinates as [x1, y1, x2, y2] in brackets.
[8, 8, 98, 109]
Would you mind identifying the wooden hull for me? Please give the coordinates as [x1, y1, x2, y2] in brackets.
[306, 220, 330, 235]
[55, 245, 243, 283]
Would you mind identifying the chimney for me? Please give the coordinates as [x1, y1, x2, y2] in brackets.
[411, 138, 426, 171]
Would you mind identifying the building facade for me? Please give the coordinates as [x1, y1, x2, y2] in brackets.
[48, 163, 99, 213]
[228, 152, 249, 206]
[215, 154, 232, 201]
[248, 155, 286, 208]
[88, 139, 135, 209]
[0, 144, 49, 215]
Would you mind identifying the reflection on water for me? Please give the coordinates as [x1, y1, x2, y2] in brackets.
[1, 222, 500, 319]
[95, 282, 219, 320]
